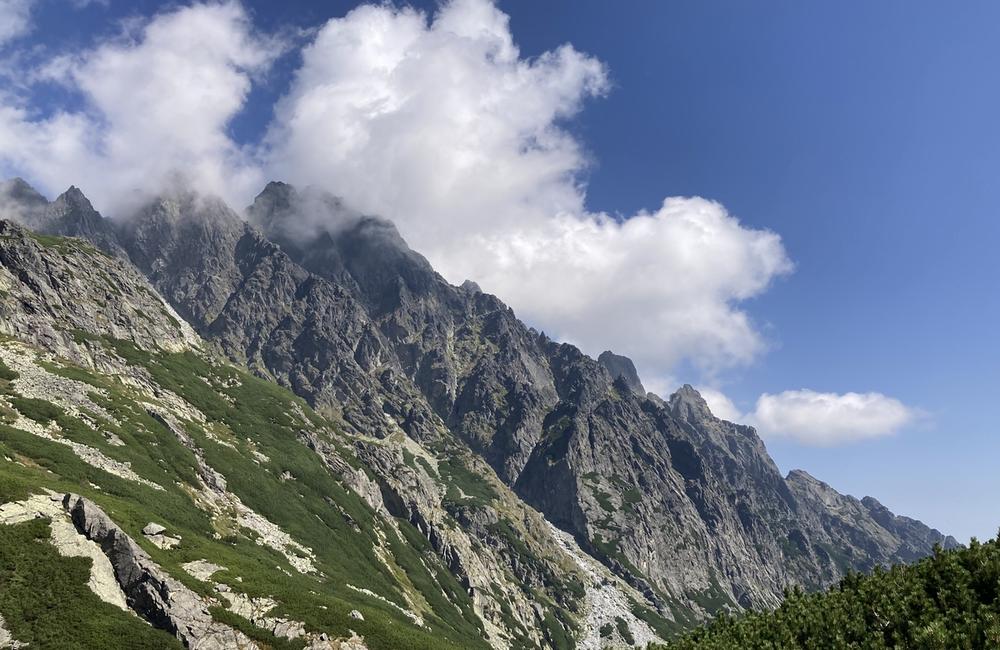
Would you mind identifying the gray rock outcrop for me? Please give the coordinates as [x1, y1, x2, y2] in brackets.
[597, 351, 646, 395]
[64, 494, 257, 649]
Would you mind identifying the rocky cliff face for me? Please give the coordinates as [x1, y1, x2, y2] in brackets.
[597, 351, 646, 396]
[0, 214, 662, 649]
[0, 179, 958, 648]
[0, 219, 195, 359]
[786, 469, 957, 571]
[241, 182, 958, 618]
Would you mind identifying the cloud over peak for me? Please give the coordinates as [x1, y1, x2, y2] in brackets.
[0, 0, 792, 380]
[0, 1, 277, 214]
[264, 0, 791, 376]
[265, 0, 609, 243]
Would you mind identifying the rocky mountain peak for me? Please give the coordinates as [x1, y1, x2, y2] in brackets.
[785, 469, 837, 499]
[1, 177, 47, 208]
[48, 186, 101, 226]
[247, 180, 356, 245]
[597, 350, 646, 395]
[668, 383, 714, 422]
[261, 179, 293, 198]
[248, 181, 447, 315]
[1, 177, 47, 227]
[54, 185, 91, 208]
[460, 279, 482, 294]
[0, 180, 124, 257]
[152, 187, 241, 226]
[786, 468, 819, 483]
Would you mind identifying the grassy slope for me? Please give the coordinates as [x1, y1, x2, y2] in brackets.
[0, 339, 487, 650]
[0, 518, 183, 649]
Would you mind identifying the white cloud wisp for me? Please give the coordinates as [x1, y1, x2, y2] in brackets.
[0, 0, 34, 46]
[750, 389, 917, 446]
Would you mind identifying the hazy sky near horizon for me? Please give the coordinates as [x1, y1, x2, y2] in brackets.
[0, 0, 997, 542]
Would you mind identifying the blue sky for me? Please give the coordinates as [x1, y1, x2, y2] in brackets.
[1, 0, 998, 542]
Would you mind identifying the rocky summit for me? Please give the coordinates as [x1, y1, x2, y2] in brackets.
[0, 180, 956, 649]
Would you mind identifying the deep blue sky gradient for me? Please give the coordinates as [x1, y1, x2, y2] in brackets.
[18, 0, 1000, 541]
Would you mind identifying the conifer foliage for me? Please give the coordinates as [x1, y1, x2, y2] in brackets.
[663, 537, 1000, 649]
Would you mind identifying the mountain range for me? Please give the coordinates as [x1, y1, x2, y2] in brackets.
[0, 178, 957, 649]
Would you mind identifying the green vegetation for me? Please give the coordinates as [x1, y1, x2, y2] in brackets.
[540, 607, 574, 650]
[438, 455, 498, 507]
[662, 538, 1000, 649]
[622, 487, 642, 507]
[0, 359, 17, 382]
[0, 338, 491, 649]
[28, 231, 77, 250]
[7, 395, 63, 424]
[615, 615, 636, 645]
[629, 597, 687, 640]
[688, 573, 733, 616]
[0, 518, 182, 649]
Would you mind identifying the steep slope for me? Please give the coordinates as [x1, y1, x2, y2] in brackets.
[117, 189, 438, 441]
[0, 179, 959, 644]
[0, 218, 488, 649]
[247, 182, 562, 485]
[0, 218, 660, 649]
[786, 469, 956, 571]
[243, 182, 957, 621]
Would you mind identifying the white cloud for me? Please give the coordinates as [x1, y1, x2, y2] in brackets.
[0, 0, 34, 45]
[0, 0, 793, 378]
[697, 386, 743, 422]
[683, 385, 918, 445]
[265, 0, 792, 375]
[0, 1, 279, 213]
[265, 0, 606, 243]
[748, 389, 917, 446]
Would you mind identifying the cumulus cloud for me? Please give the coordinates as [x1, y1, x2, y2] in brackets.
[0, 1, 278, 214]
[0, 0, 792, 378]
[264, 0, 792, 375]
[0, 0, 34, 45]
[469, 199, 791, 374]
[697, 386, 744, 422]
[265, 0, 606, 243]
[747, 389, 917, 446]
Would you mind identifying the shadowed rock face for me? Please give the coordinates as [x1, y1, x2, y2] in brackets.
[597, 351, 646, 395]
[116, 189, 442, 441]
[1, 178, 958, 627]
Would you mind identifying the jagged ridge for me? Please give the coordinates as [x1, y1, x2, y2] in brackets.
[0, 179, 958, 648]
